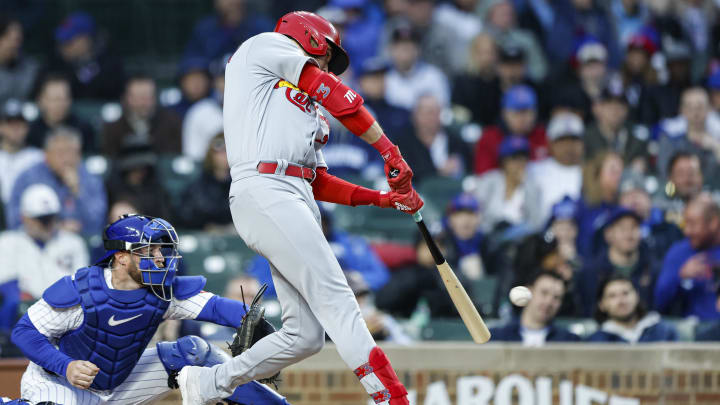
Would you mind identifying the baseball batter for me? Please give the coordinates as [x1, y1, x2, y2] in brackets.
[10, 214, 290, 405]
[177, 11, 423, 405]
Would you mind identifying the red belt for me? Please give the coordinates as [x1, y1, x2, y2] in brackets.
[257, 162, 315, 182]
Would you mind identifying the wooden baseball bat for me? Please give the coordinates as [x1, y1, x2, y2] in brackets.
[412, 211, 491, 344]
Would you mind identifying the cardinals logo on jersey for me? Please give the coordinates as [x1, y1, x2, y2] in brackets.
[275, 80, 315, 114]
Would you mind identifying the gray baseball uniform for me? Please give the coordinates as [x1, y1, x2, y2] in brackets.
[196, 32, 385, 400]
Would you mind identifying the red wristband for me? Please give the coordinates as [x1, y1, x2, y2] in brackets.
[371, 134, 394, 156]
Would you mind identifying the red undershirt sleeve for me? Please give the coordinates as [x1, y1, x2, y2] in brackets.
[311, 168, 380, 206]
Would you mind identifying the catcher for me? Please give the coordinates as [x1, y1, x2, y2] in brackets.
[10, 214, 289, 404]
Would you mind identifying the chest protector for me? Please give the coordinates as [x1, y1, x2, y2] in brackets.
[57, 266, 169, 391]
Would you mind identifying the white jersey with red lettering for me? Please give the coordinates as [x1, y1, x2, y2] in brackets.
[224, 32, 329, 181]
[184, 31, 389, 404]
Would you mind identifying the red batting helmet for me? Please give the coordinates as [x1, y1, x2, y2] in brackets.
[274, 11, 350, 75]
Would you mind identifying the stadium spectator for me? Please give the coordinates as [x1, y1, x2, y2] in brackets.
[171, 57, 211, 119]
[547, 196, 582, 272]
[183, 0, 273, 63]
[528, 112, 584, 225]
[610, 0, 650, 49]
[443, 193, 486, 281]
[587, 275, 678, 343]
[101, 75, 182, 157]
[0, 99, 42, 204]
[432, 0, 482, 74]
[619, 174, 684, 266]
[512, 228, 579, 316]
[182, 57, 225, 161]
[654, 151, 704, 227]
[248, 205, 390, 298]
[105, 145, 173, 222]
[584, 83, 650, 173]
[621, 33, 659, 119]
[7, 127, 107, 235]
[577, 151, 624, 259]
[345, 270, 412, 344]
[546, 0, 620, 70]
[327, 0, 384, 74]
[490, 271, 580, 345]
[656, 87, 720, 190]
[357, 57, 410, 138]
[0, 184, 88, 330]
[395, 94, 467, 183]
[175, 134, 233, 231]
[479, 0, 548, 81]
[0, 16, 38, 105]
[451, 33, 501, 126]
[654, 193, 720, 320]
[26, 74, 96, 154]
[473, 84, 547, 175]
[384, 23, 450, 109]
[470, 136, 544, 231]
[577, 208, 656, 317]
[639, 39, 693, 125]
[552, 39, 610, 121]
[40, 12, 125, 100]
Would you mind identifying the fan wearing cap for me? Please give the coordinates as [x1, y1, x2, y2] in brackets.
[639, 38, 693, 125]
[528, 112, 585, 225]
[552, 39, 610, 121]
[0, 99, 43, 205]
[474, 84, 547, 175]
[443, 193, 486, 280]
[0, 16, 39, 105]
[621, 32, 658, 111]
[584, 82, 650, 172]
[471, 136, 544, 231]
[39, 11, 125, 100]
[178, 11, 420, 405]
[171, 57, 211, 119]
[0, 184, 88, 330]
[576, 207, 656, 317]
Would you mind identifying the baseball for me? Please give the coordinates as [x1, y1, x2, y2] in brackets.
[509, 286, 532, 307]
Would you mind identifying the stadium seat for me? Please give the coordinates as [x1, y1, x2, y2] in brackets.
[157, 154, 202, 203]
[178, 233, 255, 295]
[421, 318, 473, 341]
[332, 204, 417, 242]
[417, 176, 464, 223]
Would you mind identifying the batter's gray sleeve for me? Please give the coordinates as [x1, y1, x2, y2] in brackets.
[248, 32, 318, 85]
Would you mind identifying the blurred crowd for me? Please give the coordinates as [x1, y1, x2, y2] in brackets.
[2, 0, 720, 348]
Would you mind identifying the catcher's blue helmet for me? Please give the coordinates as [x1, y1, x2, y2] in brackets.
[97, 214, 181, 301]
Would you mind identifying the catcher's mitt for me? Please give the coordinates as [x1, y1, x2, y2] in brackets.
[228, 283, 281, 387]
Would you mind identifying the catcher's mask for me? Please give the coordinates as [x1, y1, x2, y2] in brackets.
[98, 214, 181, 301]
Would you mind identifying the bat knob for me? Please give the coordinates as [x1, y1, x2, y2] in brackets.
[389, 168, 399, 178]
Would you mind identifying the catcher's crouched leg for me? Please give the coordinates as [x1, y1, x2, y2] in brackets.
[157, 335, 289, 405]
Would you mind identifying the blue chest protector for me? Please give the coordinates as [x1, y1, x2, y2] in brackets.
[45, 266, 205, 391]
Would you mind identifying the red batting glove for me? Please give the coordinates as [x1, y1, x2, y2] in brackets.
[378, 188, 424, 214]
[382, 146, 413, 194]
[372, 135, 413, 194]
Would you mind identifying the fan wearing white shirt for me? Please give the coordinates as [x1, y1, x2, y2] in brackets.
[528, 112, 585, 225]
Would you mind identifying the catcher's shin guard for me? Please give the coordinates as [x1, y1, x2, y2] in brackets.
[354, 347, 409, 405]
